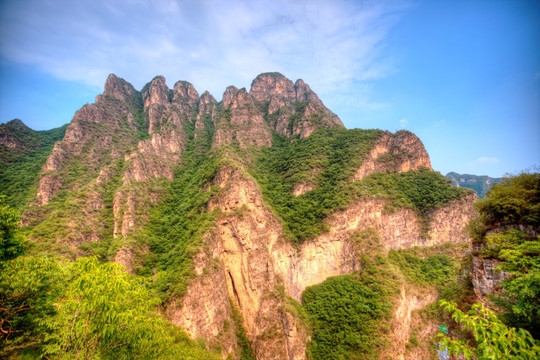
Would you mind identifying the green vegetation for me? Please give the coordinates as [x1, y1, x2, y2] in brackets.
[254, 128, 469, 243]
[254, 128, 384, 243]
[437, 300, 540, 360]
[0, 120, 67, 208]
[388, 245, 460, 288]
[468, 172, 540, 337]
[0, 196, 27, 262]
[140, 144, 221, 301]
[475, 171, 539, 230]
[302, 261, 400, 360]
[1, 201, 220, 359]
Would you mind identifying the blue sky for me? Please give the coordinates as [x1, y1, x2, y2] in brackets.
[0, 0, 538, 177]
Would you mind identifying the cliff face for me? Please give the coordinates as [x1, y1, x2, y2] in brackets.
[353, 131, 432, 181]
[21, 72, 477, 360]
[470, 224, 539, 300]
[169, 156, 475, 359]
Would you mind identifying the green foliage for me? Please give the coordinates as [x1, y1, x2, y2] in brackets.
[476, 172, 540, 228]
[41, 257, 169, 359]
[142, 145, 221, 301]
[230, 304, 256, 360]
[254, 128, 384, 243]
[302, 263, 400, 360]
[388, 246, 460, 288]
[1, 255, 221, 359]
[438, 254, 476, 308]
[0, 256, 64, 357]
[437, 300, 540, 360]
[0, 121, 67, 208]
[0, 196, 27, 262]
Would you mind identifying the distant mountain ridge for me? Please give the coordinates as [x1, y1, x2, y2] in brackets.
[446, 172, 502, 198]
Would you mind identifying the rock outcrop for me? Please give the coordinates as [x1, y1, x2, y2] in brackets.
[114, 76, 198, 238]
[471, 225, 538, 300]
[213, 88, 273, 149]
[251, 73, 343, 138]
[353, 131, 432, 181]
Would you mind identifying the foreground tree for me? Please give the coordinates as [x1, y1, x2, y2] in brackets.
[0, 256, 63, 357]
[437, 300, 540, 360]
[467, 171, 540, 337]
[0, 196, 26, 263]
[40, 257, 219, 360]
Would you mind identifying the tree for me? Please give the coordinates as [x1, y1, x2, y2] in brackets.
[41, 257, 174, 359]
[468, 172, 540, 336]
[0, 256, 64, 357]
[437, 300, 540, 360]
[0, 196, 27, 263]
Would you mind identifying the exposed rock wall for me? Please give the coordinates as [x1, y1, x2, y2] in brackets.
[169, 163, 308, 360]
[250, 73, 343, 138]
[353, 131, 432, 181]
[213, 89, 273, 149]
[384, 286, 438, 360]
[171, 162, 475, 359]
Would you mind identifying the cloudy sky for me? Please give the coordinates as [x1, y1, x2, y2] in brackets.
[0, 0, 538, 177]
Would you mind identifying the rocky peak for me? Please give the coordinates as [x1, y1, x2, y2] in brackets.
[294, 79, 321, 105]
[198, 91, 217, 115]
[173, 81, 199, 106]
[103, 74, 137, 104]
[213, 87, 272, 149]
[222, 85, 239, 108]
[230, 88, 252, 108]
[249, 72, 296, 103]
[0, 119, 30, 149]
[5, 118, 29, 130]
[199, 91, 216, 105]
[142, 76, 170, 109]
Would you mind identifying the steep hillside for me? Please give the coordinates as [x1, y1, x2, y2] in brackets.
[2, 72, 478, 359]
[0, 119, 67, 208]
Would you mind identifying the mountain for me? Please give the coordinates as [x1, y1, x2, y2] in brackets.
[3, 73, 479, 359]
[446, 172, 502, 199]
[0, 119, 67, 208]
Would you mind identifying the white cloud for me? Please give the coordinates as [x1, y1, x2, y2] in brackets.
[0, 0, 411, 99]
[399, 117, 408, 128]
